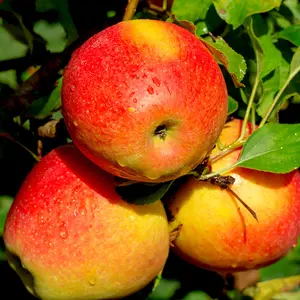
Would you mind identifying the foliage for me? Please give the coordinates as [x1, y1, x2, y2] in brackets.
[0, 0, 300, 299]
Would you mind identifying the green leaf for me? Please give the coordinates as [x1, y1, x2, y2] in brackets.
[35, 0, 78, 42]
[33, 20, 68, 53]
[195, 5, 224, 36]
[269, 11, 292, 29]
[212, 0, 282, 29]
[0, 25, 28, 60]
[0, 70, 17, 89]
[290, 47, 300, 75]
[183, 291, 212, 300]
[246, 15, 282, 80]
[277, 24, 300, 47]
[27, 77, 62, 119]
[256, 61, 284, 121]
[200, 36, 247, 87]
[171, 0, 212, 23]
[235, 123, 300, 173]
[149, 278, 180, 300]
[243, 275, 300, 300]
[284, 0, 300, 23]
[272, 290, 300, 300]
[115, 181, 174, 205]
[228, 96, 239, 115]
[0, 195, 13, 236]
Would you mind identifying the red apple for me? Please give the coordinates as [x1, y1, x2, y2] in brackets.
[167, 119, 300, 272]
[3, 144, 170, 300]
[61, 19, 227, 182]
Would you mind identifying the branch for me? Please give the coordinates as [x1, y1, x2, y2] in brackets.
[0, 40, 81, 116]
[123, 0, 140, 21]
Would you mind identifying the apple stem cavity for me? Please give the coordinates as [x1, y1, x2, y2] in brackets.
[154, 124, 167, 140]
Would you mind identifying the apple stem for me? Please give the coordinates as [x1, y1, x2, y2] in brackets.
[258, 64, 300, 128]
[123, 0, 140, 21]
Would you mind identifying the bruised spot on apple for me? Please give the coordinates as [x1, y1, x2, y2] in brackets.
[167, 119, 300, 272]
[61, 19, 228, 182]
[3, 144, 170, 300]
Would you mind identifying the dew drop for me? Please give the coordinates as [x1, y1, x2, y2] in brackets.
[142, 73, 147, 79]
[152, 77, 161, 87]
[59, 222, 68, 239]
[73, 121, 78, 127]
[147, 85, 154, 94]
[133, 98, 137, 103]
[88, 277, 97, 286]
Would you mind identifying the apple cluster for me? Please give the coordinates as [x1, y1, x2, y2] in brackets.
[3, 19, 300, 300]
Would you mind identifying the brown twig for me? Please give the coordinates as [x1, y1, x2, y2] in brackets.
[123, 0, 140, 21]
[0, 40, 80, 116]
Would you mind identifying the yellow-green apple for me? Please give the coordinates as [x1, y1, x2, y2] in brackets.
[3, 144, 169, 300]
[167, 118, 300, 272]
[61, 19, 227, 183]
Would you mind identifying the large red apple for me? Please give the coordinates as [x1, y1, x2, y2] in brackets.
[61, 19, 228, 182]
[167, 119, 300, 272]
[3, 144, 170, 300]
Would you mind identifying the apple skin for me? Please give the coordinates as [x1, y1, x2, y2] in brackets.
[61, 19, 227, 182]
[3, 144, 170, 300]
[167, 118, 300, 272]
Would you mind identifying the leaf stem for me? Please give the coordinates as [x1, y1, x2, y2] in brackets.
[259, 64, 300, 128]
[211, 139, 246, 163]
[123, 0, 140, 21]
[251, 105, 256, 130]
[239, 75, 259, 140]
[199, 164, 237, 180]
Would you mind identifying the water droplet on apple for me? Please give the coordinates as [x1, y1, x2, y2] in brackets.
[88, 277, 97, 286]
[59, 230, 68, 239]
[142, 73, 147, 79]
[133, 98, 137, 103]
[59, 222, 68, 239]
[147, 85, 154, 94]
[152, 77, 161, 87]
[73, 121, 78, 127]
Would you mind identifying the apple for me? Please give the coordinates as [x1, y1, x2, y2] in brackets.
[3, 144, 170, 300]
[167, 118, 300, 272]
[61, 19, 228, 183]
